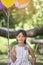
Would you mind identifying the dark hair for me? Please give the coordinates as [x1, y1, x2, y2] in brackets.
[16, 30, 27, 44]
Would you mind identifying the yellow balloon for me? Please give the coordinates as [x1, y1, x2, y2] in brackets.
[1, 0, 16, 8]
[18, 0, 29, 4]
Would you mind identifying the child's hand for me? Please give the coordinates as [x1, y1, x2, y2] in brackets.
[7, 46, 16, 62]
[10, 51, 16, 62]
[7, 47, 11, 52]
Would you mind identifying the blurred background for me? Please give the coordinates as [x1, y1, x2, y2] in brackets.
[0, 0, 43, 65]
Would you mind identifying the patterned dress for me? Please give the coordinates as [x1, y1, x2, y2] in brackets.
[11, 45, 31, 65]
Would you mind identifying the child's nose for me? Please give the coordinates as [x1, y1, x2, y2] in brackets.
[20, 36, 23, 39]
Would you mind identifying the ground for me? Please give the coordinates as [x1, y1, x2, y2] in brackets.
[0, 54, 43, 65]
[0, 37, 43, 65]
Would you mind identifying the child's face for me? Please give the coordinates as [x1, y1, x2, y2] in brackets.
[16, 32, 26, 44]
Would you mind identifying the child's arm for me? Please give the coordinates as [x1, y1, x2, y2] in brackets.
[28, 46, 36, 65]
[10, 46, 16, 62]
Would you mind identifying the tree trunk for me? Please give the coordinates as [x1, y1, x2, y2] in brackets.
[0, 26, 43, 38]
[27, 37, 43, 44]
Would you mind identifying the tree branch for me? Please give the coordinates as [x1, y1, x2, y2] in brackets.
[27, 37, 43, 44]
[0, 26, 43, 38]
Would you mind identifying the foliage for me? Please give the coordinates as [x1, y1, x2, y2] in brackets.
[0, 0, 43, 65]
[10, 40, 18, 48]
[0, 0, 43, 30]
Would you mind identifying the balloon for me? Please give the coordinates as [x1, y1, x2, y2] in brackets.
[0, 2, 4, 10]
[15, 1, 29, 9]
[18, 0, 29, 4]
[1, 0, 16, 8]
[15, 0, 30, 9]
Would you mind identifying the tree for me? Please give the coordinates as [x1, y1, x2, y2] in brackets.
[0, 26, 43, 39]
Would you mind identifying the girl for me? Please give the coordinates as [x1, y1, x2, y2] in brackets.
[10, 30, 36, 65]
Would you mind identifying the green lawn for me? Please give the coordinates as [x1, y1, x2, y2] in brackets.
[0, 37, 14, 53]
[0, 37, 43, 65]
[36, 54, 43, 65]
[0, 54, 43, 65]
[0, 37, 14, 65]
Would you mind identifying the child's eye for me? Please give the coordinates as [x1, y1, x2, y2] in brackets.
[18, 35, 24, 38]
[21, 35, 24, 37]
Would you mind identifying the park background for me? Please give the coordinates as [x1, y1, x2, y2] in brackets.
[0, 0, 43, 65]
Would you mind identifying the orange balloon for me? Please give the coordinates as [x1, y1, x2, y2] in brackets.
[18, 0, 29, 4]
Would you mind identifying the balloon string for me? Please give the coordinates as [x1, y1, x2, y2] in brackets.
[7, 15, 9, 47]
[7, 11, 10, 65]
[3, 9, 11, 65]
[3, 9, 8, 17]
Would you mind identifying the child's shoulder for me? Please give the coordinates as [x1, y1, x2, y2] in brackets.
[12, 45, 18, 51]
[25, 44, 32, 50]
[25, 44, 29, 47]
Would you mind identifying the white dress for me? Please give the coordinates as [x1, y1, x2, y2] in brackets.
[11, 45, 31, 65]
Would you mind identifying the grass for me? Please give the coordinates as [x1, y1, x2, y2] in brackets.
[0, 37, 14, 65]
[36, 54, 43, 64]
[0, 37, 43, 65]
[0, 37, 14, 53]
[0, 54, 43, 65]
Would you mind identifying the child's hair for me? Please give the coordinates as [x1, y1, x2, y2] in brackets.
[16, 30, 27, 44]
